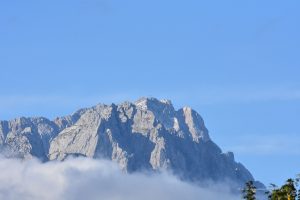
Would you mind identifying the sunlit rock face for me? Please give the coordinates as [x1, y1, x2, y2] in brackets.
[0, 117, 60, 161]
[0, 97, 262, 187]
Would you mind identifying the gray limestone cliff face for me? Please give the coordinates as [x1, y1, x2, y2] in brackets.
[0, 97, 263, 187]
[0, 117, 59, 160]
[0, 109, 84, 161]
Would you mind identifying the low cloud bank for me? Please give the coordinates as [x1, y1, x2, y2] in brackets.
[0, 157, 240, 200]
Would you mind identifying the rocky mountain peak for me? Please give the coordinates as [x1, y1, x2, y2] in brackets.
[0, 97, 263, 189]
[135, 97, 174, 111]
[179, 106, 210, 142]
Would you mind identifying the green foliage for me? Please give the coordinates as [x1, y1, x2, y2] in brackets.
[242, 181, 256, 200]
[242, 174, 300, 200]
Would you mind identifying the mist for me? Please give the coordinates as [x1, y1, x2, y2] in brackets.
[0, 157, 241, 200]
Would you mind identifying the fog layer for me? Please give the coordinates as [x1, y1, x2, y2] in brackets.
[0, 157, 240, 200]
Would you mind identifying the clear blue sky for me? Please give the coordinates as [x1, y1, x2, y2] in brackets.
[1, 0, 299, 186]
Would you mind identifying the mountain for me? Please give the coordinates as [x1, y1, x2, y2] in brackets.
[0, 97, 263, 188]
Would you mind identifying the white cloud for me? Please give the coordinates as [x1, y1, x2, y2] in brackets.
[0, 157, 240, 200]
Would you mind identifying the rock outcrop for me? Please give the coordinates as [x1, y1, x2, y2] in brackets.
[0, 97, 263, 187]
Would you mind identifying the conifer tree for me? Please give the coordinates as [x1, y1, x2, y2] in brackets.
[243, 181, 256, 200]
[268, 179, 297, 200]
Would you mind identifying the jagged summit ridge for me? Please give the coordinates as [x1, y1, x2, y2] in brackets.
[0, 97, 261, 187]
[134, 97, 210, 141]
